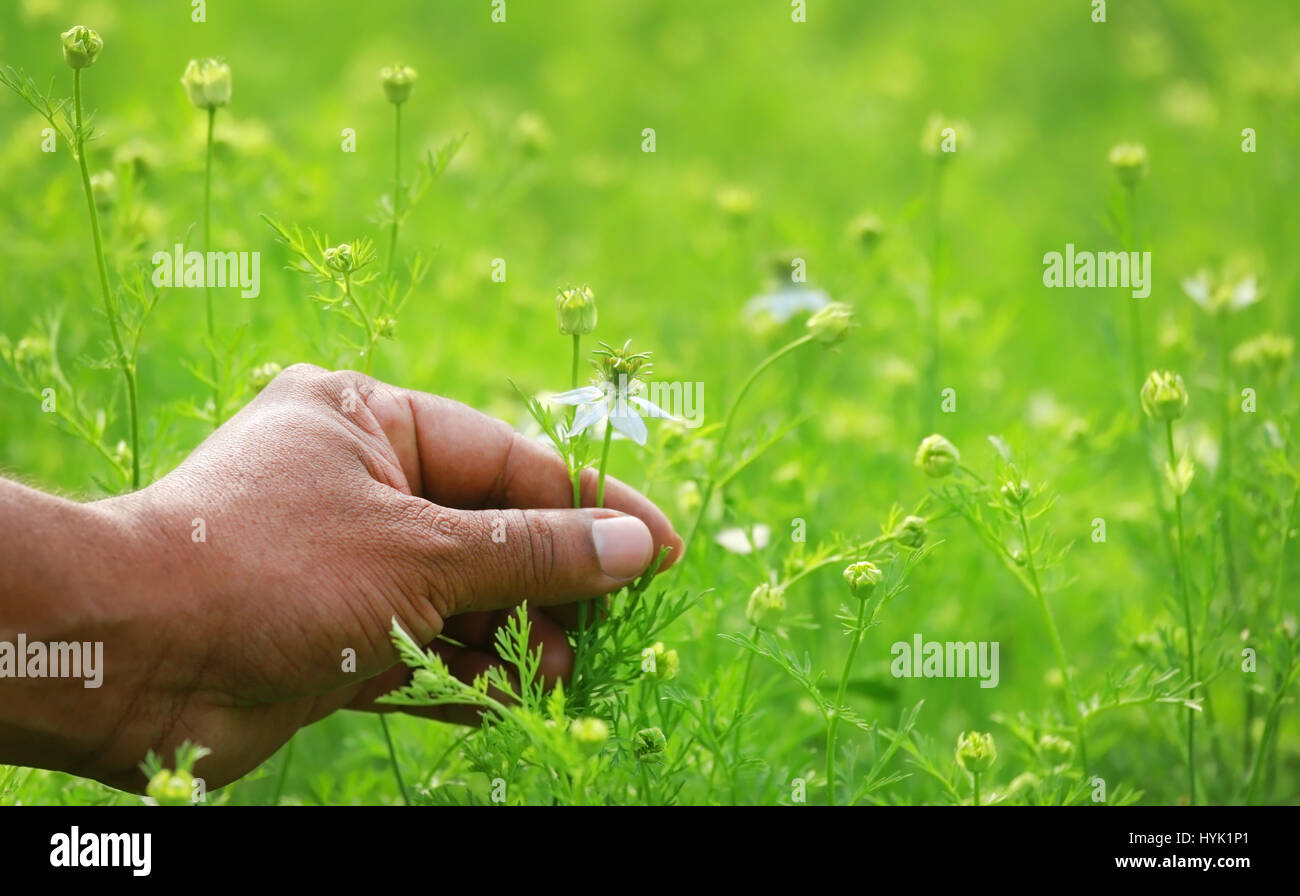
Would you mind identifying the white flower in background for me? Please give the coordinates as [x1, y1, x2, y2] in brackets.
[715, 524, 772, 555]
[549, 340, 674, 446]
[1182, 269, 1259, 314]
[743, 287, 831, 325]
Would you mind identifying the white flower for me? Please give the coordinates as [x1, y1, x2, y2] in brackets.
[1182, 269, 1259, 313]
[743, 288, 830, 325]
[550, 379, 673, 447]
[714, 524, 772, 555]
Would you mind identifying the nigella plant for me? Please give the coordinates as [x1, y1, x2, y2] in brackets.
[180, 57, 233, 425]
[550, 340, 675, 506]
[1, 25, 159, 490]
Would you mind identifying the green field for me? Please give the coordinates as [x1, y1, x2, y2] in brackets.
[1, 0, 1296, 806]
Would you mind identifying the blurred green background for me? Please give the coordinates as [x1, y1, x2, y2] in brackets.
[1, 0, 1296, 804]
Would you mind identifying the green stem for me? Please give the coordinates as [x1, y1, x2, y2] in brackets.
[972, 771, 981, 807]
[1165, 420, 1197, 805]
[596, 422, 614, 507]
[923, 160, 945, 434]
[826, 597, 870, 806]
[271, 735, 294, 805]
[204, 105, 220, 425]
[1017, 506, 1090, 774]
[570, 332, 582, 508]
[1244, 652, 1295, 804]
[378, 715, 411, 806]
[728, 626, 759, 803]
[683, 334, 815, 553]
[74, 69, 139, 489]
[387, 102, 402, 278]
[341, 270, 376, 374]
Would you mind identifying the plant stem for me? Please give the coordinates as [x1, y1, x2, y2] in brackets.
[683, 334, 814, 553]
[922, 159, 945, 434]
[728, 625, 760, 802]
[1165, 420, 1197, 805]
[1017, 506, 1090, 773]
[826, 596, 870, 806]
[387, 102, 402, 278]
[972, 770, 981, 807]
[73, 69, 139, 489]
[1244, 650, 1295, 804]
[378, 715, 411, 806]
[596, 422, 614, 507]
[271, 735, 294, 805]
[341, 270, 376, 374]
[204, 105, 220, 425]
[570, 332, 582, 508]
[1120, 183, 1145, 392]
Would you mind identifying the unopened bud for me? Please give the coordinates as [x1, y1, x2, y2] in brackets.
[955, 730, 997, 774]
[556, 285, 597, 336]
[842, 560, 883, 600]
[381, 64, 417, 105]
[61, 25, 102, 69]
[181, 58, 232, 110]
[1140, 369, 1188, 421]
[633, 726, 667, 762]
[745, 582, 786, 630]
[915, 433, 959, 477]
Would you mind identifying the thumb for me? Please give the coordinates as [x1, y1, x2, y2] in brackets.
[409, 504, 656, 617]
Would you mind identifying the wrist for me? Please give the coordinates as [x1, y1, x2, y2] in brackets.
[0, 480, 182, 784]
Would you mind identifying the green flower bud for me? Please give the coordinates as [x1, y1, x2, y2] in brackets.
[849, 212, 885, 251]
[914, 433, 959, 477]
[806, 302, 854, 346]
[556, 285, 597, 336]
[894, 515, 927, 549]
[569, 717, 609, 755]
[324, 243, 355, 274]
[1038, 734, 1074, 763]
[381, 64, 417, 105]
[955, 730, 997, 774]
[633, 726, 667, 762]
[61, 25, 103, 69]
[1108, 142, 1148, 187]
[641, 641, 679, 682]
[374, 315, 397, 339]
[1000, 478, 1032, 507]
[147, 769, 194, 806]
[745, 582, 786, 630]
[181, 58, 232, 110]
[842, 560, 883, 600]
[249, 362, 282, 392]
[1139, 370, 1189, 421]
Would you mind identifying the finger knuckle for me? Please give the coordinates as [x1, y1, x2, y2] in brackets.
[513, 509, 557, 590]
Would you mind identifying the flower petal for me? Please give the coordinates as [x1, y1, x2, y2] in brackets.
[628, 394, 678, 421]
[610, 409, 648, 445]
[550, 386, 605, 406]
[1182, 275, 1211, 308]
[715, 527, 757, 554]
[570, 402, 607, 437]
[1230, 275, 1259, 309]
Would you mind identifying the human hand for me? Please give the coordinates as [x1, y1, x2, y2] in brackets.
[70, 364, 681, 791]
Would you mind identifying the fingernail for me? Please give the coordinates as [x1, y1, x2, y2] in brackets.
[591, 516, 653, 580]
